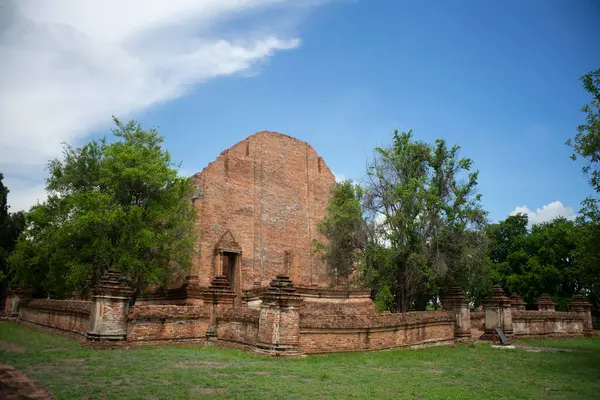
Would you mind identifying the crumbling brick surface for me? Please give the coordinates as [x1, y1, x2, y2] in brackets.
[512, 311, 584, 337]
[191, 131, 335, 290]
[299, 311, 455, 353]
[19, 300, 91, 337]
[126, 305, 210, 342]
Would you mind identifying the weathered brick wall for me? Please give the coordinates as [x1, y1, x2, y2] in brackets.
[192, 131, 335, 290]
[19, 299, 91, 337]
[216, 308, 260, 345]
[512, 311, 584, 337]
[298, 289, 376, 316]
[471, 311, 485, 330]
[126, 305, 209, 342]
[299, 311, 455, 353]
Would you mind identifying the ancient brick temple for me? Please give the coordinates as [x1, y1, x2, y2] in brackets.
[190, 131, 334, 291]
[4, 131, 596, 355]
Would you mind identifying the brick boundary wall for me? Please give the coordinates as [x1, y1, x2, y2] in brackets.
[299, 311, 456, 353]
[215, 308, 260, 346]
[512, 311, 585, 338]
[18, 299, 91, 338]
[126, 305, 210, 342]
[470, 311, 485, 330]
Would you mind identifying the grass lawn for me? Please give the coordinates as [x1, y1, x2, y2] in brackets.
[1, 322, 599, 399]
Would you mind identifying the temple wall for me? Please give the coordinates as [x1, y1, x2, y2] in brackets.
[512, 311, 584, 338]
[18, 299, 91, 338]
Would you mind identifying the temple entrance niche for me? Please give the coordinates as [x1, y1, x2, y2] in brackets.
[222, 252, 237, 290]
[214, 230, 242, 291]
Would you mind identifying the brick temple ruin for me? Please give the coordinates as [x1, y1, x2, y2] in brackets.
[3, 132, 597, 355]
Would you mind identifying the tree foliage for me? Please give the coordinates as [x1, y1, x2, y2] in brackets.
[314, 181, 367, 286]
[487, 214, 599, 311]
[0, 174, 25, 301]
[8, 118, 195, 300]
[567, 69, 600, 195]
[362, 130, 489, 312]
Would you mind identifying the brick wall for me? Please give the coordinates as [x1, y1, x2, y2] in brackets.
[126, 305, 209, 342]
[299, 311, 455, 353]
[512, 311, 584, 338]
[192, 131, 335, 290]
[19, 299, 91, 337]
[216, 308, 260, 345]
[471, 311, 485, 330]
[297, 287, 375, 316]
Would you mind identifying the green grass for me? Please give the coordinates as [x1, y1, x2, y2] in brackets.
[1, 322, 599, 399]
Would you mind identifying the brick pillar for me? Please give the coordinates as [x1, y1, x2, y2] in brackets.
[536, 294, 556, 312]
[256, 276, 304, 356]
[481, 284, 512, 340]
[3, 288, 34, 318]
[441, 285, 471, 342]
[87, 270, 133, 341]
[569, 294, 597, 337]
[203, 275, 236, 339]
[509, 292, 526, 311]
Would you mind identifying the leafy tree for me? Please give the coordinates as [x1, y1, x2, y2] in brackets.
[314, 181, 367, 286]
[363, 130, 489, 312]
[487, 215, 598, 311]
[0, 174, 25, 304]
[566, 68, 600, 313]
[567, 69, 600, 195]
[9, 118, 195, 301]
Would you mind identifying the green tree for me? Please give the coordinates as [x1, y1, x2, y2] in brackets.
[0, 174, 26, 304]
[314, 180, 367, 286]
[9, 118, 195, 301]
[566, 68, 600, 313]
[567, 69, 600, 195]
[363, 130, 488, 312]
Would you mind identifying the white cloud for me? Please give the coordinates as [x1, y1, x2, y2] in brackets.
[509, 201, 576, 226]
[0, 0, 326, 211]
[333, 172, 347, 183]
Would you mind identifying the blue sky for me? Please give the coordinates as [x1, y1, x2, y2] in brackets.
[2, 0, 599, 224]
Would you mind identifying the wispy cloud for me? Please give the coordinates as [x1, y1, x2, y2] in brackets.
[509, 200, 576, 226]
[0, 0, 327, 211]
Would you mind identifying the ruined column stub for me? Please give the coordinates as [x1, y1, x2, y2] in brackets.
[441, 285, 471, 342]
[481, 284, 513, 340]
[536, 294, 556, 312]
[256, 276, 304, 356]
[569, 294, 597, 337]
[509, 292, 526, 311]
[87, 269, 133, 341]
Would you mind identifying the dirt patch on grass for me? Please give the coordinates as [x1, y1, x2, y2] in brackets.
[44, 347, 73, 352]
[422, 361, 435, 365]
[254, 371, 271, 375]
[0, 340, 25, 353]
[423, 370, 444, 375]
[173, 361, 229, 369]
[189, 387, 228, 396]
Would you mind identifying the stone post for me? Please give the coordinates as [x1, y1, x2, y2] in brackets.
[441, 285, 471, 342]
[481, 284, 512, 340]
[256, 275, 304, 356]
[569, 294, 597, 337]
[536, 294, 556, 312]
[203, 275, 236, 338]
[3, 288, 34, 318]
[87, 270, 133, 341]
[509, 292, 526, 311]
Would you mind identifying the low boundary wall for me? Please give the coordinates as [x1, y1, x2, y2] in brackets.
[299, 311, 455, 353]
[18, 299, 91, 338]
[512, 311, 584, 338]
